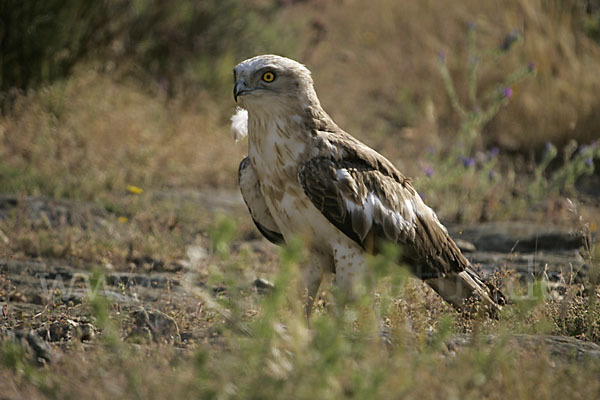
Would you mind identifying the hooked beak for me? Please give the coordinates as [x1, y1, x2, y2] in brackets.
[233, 79, 250, 102]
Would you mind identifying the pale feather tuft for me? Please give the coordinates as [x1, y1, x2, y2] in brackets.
[231, 107, 248, 142]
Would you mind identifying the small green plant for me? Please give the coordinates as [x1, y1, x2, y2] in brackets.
[531, 139, 599, 199]
[209, 215, 238, 260]
[0, 339, 27, 371]
[0, 337, 47, 389]
[550, 140, 598, 193]
[415, 24, 537, 222]
[88, 269, 120, 349]
[418, 24, 600, 222]
[438, 24, 535, 157]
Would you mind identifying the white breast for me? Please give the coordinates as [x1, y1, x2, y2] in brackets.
[247, 119, 341, 247]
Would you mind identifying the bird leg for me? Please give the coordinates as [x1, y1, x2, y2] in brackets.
[299, 258, 323, 326]
[331, 242, 367, 305]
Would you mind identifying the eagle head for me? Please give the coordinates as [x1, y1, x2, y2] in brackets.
[233, 55, 315, 111]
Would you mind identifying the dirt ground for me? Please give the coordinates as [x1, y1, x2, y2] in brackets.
[0, 189, 597, 360]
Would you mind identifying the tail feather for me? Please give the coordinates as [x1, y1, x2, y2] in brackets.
[406, 210, 505, 315]
[425, 268, 504, 316]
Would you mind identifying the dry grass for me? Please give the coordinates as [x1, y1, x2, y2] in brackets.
[287, 0, 600, 156]
[0, 69, 244, 200]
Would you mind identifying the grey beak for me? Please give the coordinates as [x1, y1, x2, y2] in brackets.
[233, 80, 247, 102]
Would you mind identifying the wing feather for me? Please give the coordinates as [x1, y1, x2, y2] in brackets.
[298, 148, 468, 280]
[238, 157, 284, 245]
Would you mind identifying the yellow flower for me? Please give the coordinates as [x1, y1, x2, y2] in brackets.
[127, 185, 144, 195]
[117, 216, 129, 223]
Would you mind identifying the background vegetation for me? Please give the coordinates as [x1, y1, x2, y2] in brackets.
[0, 0, 599, 399]
[1, 0, 599, 213]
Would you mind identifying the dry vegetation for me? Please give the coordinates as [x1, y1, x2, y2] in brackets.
[0, 71, 244, 198]
[300, 0, 600, 152]
[1, 0, 600, 399]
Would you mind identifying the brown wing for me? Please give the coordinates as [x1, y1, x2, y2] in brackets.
[239, 157, 284, 245]
[298, 155, 468, 280]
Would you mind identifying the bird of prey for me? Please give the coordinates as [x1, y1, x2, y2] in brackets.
[232, 54, 504, 317]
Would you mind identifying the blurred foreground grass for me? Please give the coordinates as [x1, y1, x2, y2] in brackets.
[1, 221, 599, 399]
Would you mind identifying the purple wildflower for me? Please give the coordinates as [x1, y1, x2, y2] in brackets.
[437, 51, 446, 64]
[462, 157, 475, 168]
[490, 146, 499, 158]
[528, 61, 536, 72]
[501, 30, 519, 51]
[585, 157, 594, 167]
[424, 166, 435, 177]
[502, 87, 513, 99]
[419, 192, 426, 201]
[468, 21, 476, 30]
[543, 141, 554, 156]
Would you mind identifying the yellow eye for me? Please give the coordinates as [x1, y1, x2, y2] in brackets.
[262, 71, 275, 82]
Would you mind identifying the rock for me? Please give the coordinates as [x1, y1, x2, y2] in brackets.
[76, 323, 95, 341]
[24, 330, 54, 364]
[449, 221, 588, 253]
[48, 320, 74, 342]
[447, 221, 593, 289]
[442, 334, 600, 362]
[35, 287, 138, 305]
[186, 245, 209, 265]
[212, 285, 227, 296]
[466, 249, 587, 282]
[254, 277, 275, 293]
[105, 273, 180, 289]
[129, 309, 180, 344]
[454, 239, 476, 253]
[36, 319, 97, 342]
[8, 291, 27, 303]
[1, 329, 54, 365]
[126, 256, 185, 273]
[0, 195, 107, 230]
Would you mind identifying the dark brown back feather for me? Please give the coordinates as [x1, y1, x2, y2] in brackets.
[299, 155, 470, 279]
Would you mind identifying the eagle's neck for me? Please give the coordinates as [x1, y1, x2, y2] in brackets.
[247, 86, 321, 147]
[247, 106, 310, 169]
[245, 100, 318, 185]
[247, 104, 307, 145]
